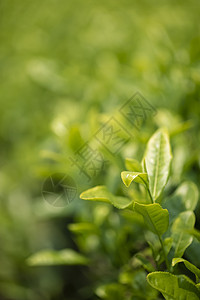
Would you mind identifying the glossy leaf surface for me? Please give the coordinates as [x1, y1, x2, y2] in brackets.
[147, 272, 200, 300]
[144, 129, 172, 201]
[133, 202, 169, 236]
[172, 258, 200, 282]
[121, 171, 148, 187]
[80, 185, 133, 209]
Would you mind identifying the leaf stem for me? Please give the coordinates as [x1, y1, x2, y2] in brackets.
[158, 235, 170, 272]
[146, 186, 154, 204]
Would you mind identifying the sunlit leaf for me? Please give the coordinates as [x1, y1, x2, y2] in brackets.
[121, 171, 148, 187]
[172, 258, 200, 282]
[133, 202, 169, 236]
[27, 249, 89, 266]
[147, 272, 200, 300]
[144, 128, 172, 201]
[80, 186, 133, 209]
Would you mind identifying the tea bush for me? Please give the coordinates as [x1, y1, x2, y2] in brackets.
[0, 0, 200, 299]
[29, 128, 200, 299]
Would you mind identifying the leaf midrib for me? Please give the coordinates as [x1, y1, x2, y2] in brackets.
[152, 134, 162, 199]
[141, 206, 161, 237]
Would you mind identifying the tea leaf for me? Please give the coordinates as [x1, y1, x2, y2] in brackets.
[147, 272, 200, 300]
[121, 171, 148, 187]
[68, 223, 99, 234]
[80, 186, 133, 209]
[144, 129, 172, 201]
[125, 158, 142, 172]
[158, 237, 173, 265]
[172, 258, 200, 282]
[27, 249, 89, 266]
[134, 253, 155, 272]
[172, 211, 195, 257]
[133, 203, 169, 236]
[163, 181, 199, 223]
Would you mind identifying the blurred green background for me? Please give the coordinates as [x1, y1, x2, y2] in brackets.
[0, 0, 200, 299]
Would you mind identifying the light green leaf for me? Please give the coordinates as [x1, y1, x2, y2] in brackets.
[133, 203, 169, 236]
[27, 249, 89, 266]
[175, 181, 199, 211]
[125, 158, 142, 172]
[96, 283, 126, 299]
[164, 237, 173, 256]
[121, 171, 148, 187]
[80, 186, 110, 203]
[188, 228, 200, 242]
[80, 186, 133, 209]
[68, 222, 99, 234]
[144, 128, 172, 201]
[172, 211, 195, 257]
[172, 258, 200, 282]
[147, 272, 200, 300]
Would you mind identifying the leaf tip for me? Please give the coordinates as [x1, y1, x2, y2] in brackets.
[121, 172, 130, 187]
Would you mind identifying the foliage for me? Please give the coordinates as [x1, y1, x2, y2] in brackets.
[1, 0, 200, 299]
[31, 128, 200, 299]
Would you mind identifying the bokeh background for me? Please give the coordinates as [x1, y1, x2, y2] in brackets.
[0, 0, 200, 299]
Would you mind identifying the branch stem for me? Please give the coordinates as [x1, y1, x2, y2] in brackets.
[147, 187, 154, 204]
[158, 235, 170, 272]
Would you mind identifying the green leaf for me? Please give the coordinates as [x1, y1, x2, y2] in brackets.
[134, 253, 155, 272]
[80, 185, 133, 209]
[144, 128, 172, 201]
[163, 181, 199, 223]
[185, 240, 200, 267]
[68, 222, 99, 234]
[96, 283, 126, 300]
[196, 283, 200, 291]
[175, 181, 199, 211]
[172, 258, 200, 282]
[147, 272, 200, 300]
[121, 171, 148, 187]
[133, 202, 169, 236]
[125, 158, 142, 172]
[27, 249, 89, 266]
[157, 237, 173, 265]
[188, 228, 200, 242]
[164, 237, 173, 256]
[172, 211, 195, 257]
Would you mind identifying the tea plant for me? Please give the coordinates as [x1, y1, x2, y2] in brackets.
[79, 128, 200, 299]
